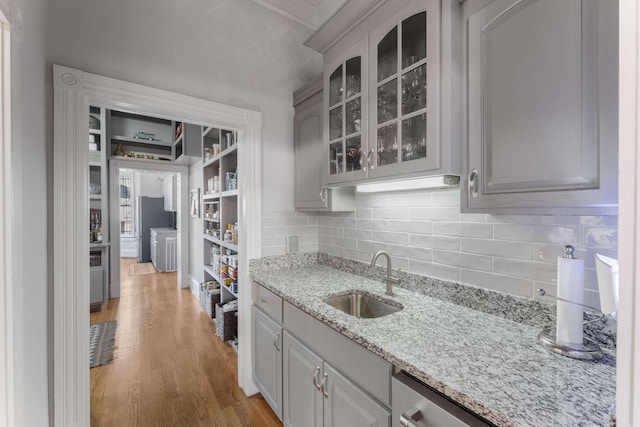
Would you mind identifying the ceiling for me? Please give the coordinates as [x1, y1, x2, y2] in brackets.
[251, 0, 346, 30]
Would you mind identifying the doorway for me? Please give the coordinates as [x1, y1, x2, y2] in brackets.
[53, 65, 263, 427]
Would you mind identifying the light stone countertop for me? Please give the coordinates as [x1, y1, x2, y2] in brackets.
[250, 263, 615, 427]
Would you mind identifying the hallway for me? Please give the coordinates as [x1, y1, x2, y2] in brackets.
[90, 258, 282, 427]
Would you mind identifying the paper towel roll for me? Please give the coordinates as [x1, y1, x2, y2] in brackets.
[556, 256, 584, 346]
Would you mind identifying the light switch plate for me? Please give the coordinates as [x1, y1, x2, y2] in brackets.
[287, 235, 299, 254]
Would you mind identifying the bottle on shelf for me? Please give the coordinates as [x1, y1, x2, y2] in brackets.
[224, 224, 233, 242]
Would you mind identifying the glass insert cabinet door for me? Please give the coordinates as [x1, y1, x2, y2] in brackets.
[369, 6, 439, 178]
[325, 45, 368, 184]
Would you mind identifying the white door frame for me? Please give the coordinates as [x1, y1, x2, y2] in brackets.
[52, 64, 262, 427]
[109, 161, 189, 298]
[617, 1, 640, 425]
[0, 7, 11, 427]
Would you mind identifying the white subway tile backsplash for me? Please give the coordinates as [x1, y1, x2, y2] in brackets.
[318, 226, 344, 237]
[460, 269, 533, 297]
[356, 194, 389, 208]
[493, 224, 582, 245]
[433, 250, 492, 271]
[331, 236, 357, 249]
[344, 228, 373, 240]
[584, 227, 618, 249]
[462, 239, 533, 260]
[373, 207, 409, 219]
[357, 219, 389, 230]
[371, 231, 409, 245]
[432, 221, 493, 238]
[410, 234, 460, 251]
[388, 220, 432, 234]
[431, 189, 461, 207]
[356, 208, 373, 219]
[356, 240, 389, 253]
[409, 260, 460, 281]
[389, 244, 431, 262]
[410, 207, 461, 221]
[266, 190, 617, 304]
[389, 192, 432, 207]
[493, 258, 557, 283]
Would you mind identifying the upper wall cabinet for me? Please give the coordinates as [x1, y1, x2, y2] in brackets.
[462, 0, 618, 214]
[294, 76, 356, 211]
[311, 0, 460, 187]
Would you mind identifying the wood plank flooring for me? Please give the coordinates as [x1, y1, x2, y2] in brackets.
[90, 258, 282, 427]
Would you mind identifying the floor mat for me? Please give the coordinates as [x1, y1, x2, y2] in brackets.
[90, 321, 117, 368]
[129, 262, 156, 276]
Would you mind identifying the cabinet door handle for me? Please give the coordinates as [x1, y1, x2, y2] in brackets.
[469, 169, 478, 198]
[273, 332, 280, 352]
[320, 373, 329, 398]
[400, 407, 423, 427]
[367, 149, 375, 170]
[360, 151, 366, 171]
[312, 366, 321, 391]
[319, 188, 326, 203]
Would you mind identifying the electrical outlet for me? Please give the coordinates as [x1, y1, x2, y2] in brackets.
[287, 235, 299, 254]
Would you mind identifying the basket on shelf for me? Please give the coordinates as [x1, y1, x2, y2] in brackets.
[215, 302, 238, 341]
[205, 289, 221, 318]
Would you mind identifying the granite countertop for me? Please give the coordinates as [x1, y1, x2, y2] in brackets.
[250, 259, 615, 427]
[89, 241, 111, 249]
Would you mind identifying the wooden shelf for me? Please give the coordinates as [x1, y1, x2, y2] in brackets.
[203, 144, 237, 167]
[203, 193, 221, 200]
[221, 189, 238, 198]
[203, 234, 238, 252]
[89, 194, 103, 201]
[89, 129, 101, 135]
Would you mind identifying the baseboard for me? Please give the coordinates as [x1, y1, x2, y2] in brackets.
[189, 275, 200, 298]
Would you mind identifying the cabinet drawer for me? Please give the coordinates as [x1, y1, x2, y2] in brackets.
[284, 301, 391, 406]
[252, 282, 283, 323]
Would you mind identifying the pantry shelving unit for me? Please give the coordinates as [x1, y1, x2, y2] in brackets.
[202, 126, 239, 346]
[88, 106, 109, 311]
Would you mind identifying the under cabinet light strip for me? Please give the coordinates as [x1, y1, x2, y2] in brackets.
[355, 175, 460, 193]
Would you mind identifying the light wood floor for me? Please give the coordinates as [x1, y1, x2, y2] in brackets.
[90, 258, 282, 427]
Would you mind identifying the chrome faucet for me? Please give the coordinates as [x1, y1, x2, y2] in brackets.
[370, 250, 400, 296]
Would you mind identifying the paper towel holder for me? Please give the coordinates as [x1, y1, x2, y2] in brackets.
[536, 288, 604, 360]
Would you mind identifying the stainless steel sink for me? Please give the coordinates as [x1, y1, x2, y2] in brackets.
[323, 291, 403, 318]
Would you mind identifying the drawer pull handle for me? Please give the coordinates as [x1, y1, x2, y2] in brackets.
[312, 366, 321, 390]
[469, 169, 478, 198]
[400, 408, 423, 427]
[274, 332, 280, 352]
[320, 373, 329, 398]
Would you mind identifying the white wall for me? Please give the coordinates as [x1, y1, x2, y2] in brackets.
[136, 171, 163, 197]
[10, 0, 49, 425]
[46, 0, 322, 215]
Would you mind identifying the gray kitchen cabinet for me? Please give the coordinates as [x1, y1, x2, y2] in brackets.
[462, 0, 618, 214]
[173, 122, 201, 164]
[283, 331, 390, 427]
[392, 371, 492, 427]
[252, 305, 283, 420]
[150, 228, 177, 272]
[310, 0, 461, 187]
[294, 75, 355, 211]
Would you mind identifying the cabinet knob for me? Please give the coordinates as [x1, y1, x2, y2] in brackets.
[400, 407, 423, 427]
